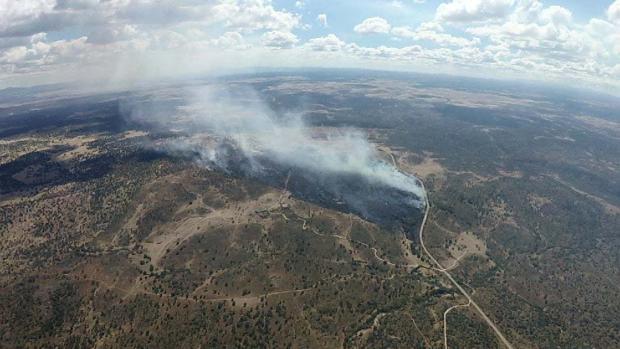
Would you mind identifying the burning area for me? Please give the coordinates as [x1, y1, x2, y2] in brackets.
[123, 83, 426, 231]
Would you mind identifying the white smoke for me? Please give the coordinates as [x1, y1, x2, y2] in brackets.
[126, 83, 426, 202]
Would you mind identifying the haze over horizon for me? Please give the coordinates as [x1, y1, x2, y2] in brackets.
[1, 0, 619, 92]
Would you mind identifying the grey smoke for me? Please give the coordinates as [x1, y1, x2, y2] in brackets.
[126, 83, 426, 207]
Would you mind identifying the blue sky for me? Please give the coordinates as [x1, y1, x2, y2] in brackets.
[280, 0, 614, 46]
[0, 0, 619, 91]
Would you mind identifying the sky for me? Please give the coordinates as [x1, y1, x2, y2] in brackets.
[0, 0, 619, 92]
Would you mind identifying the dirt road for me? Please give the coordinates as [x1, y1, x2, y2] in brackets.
[417, 181, 515, 349]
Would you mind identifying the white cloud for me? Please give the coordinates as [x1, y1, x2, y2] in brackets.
[298, 16, 619, 89]
[87, 24, 139, 45]
[261, 30, 299, 48]
[586, 18, 616, 37]
[392, 22, 480, 47]
[354, 17, 391, 34]
[612, 63, 620, 78]
[306, 34, 346, 51]
[0, 0, 78, 38]
[117, 1, 205, 25]
[453, 0, 620, 87]
[539, 5, 572, 26]
[465, 2, 596, 59]
[0, 0, 618, 91]
[436, 0, 515, 23]
[0, 46, 28, 64]
[212, 0, 301, 32]
[0, 0, 304, 78]
[1, 35, 88, 68]
[418, 21, 444, 32]
[210, 31, 248, 49]
[317, 14, 328, 28]
[608, 0, 620, 23]
[54, 0, 99, 10]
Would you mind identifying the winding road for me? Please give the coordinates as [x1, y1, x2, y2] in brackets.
[417, 181, 515, 349]
[443, 299, 472, 349]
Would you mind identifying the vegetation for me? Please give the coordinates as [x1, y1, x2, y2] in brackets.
[1, 71, 618, 348]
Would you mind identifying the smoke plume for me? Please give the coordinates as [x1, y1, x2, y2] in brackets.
[124, 82, 426, 225]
